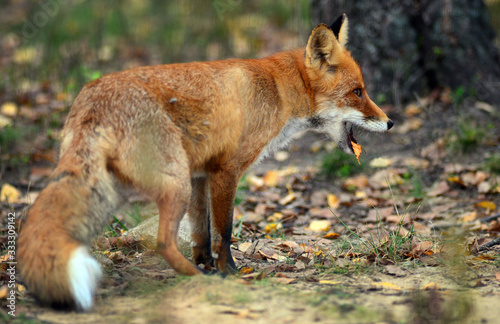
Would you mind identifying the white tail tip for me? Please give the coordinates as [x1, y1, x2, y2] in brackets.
[68, 246, 102, 311]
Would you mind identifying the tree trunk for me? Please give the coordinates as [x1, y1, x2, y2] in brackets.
[312, 0, 500, 105]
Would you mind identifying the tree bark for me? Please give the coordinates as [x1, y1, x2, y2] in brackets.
[312, 0, 500, 105]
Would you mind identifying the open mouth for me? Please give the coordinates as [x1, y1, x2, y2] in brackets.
[346, 122, 357, 153]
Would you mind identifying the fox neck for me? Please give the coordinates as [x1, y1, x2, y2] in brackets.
[253, 49, 317, 163]
[263, 48, 315, 120]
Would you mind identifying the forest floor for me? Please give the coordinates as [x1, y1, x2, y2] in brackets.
[1, 92, 500, 323]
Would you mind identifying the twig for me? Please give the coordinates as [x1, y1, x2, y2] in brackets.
[480, 213, 500, 223]
[477, 237, 500, 252]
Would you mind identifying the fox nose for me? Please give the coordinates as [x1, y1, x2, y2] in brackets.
[387, 120, 394, 130]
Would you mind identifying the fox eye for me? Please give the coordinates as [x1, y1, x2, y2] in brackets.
[353, 88, 362, 98]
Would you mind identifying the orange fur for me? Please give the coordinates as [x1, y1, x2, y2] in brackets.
[18, 16, 393, 310]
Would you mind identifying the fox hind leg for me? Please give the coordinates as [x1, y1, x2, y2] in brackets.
[115, 115, 202, 276]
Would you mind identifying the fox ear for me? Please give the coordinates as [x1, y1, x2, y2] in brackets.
[330, 14, 349, 47]
[306, 24, 342, 71]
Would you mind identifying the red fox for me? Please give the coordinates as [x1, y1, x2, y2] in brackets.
[18, 14, 393, 310]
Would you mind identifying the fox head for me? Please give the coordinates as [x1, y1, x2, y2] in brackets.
[304, 14, 393, 154]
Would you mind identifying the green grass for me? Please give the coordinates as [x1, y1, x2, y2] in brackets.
[331, 205, 415, 265]
[125, 203, 143, 227]
[0, 125, 25, 153]
[447, 119, 487, 154]
[484, 153, 500, 174]
[403, 168, 425, 199]
[321, 149, 364, 178]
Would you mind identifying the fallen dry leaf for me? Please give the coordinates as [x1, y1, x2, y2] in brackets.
[0, 286, 7, 299]
[307, 220, 330, 232]
[327, 194, 340, 210]
[0, 184, 21, 203]
[476, 201, 496, 212]
[478, 182, 492, 194]
[369, 169, 404, 189]
[427, 181, 450, 197]
[238, 242, 253, 253]
[423, 283, 440, 290]
[369, 157, 393, 168]
[278, 192, 296, 206]
[371, 282, 402, 290]
[461, 212, 477, 222]
[263, 170, 279, 187]
[247, 175, 264, 189]
[1, 102, 18, 117]
[264, 223, 282, 234]
[411, 241, 433, 255]
[239, 267, 254, 275]
[308, 207, 334, 218]
[343, 175, 369, 190]
[322, 232, 340, 240]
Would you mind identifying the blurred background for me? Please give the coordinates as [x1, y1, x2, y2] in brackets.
[0, 0, 499, 181]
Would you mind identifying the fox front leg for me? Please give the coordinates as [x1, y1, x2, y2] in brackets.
[208, 170, 238, 274]
[187, 176, 213, 270]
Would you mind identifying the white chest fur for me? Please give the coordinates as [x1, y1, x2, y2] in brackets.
[255, 118, 309, 164]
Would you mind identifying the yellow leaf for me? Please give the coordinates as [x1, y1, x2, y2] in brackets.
[0, 184, 21, 203]
[239, 267, 253, 275]
[1, 102, 18, 117]
[476, 201, 496, 211]
[369, 157, 393, 168]
[423, 283, 440, 290]
[307, 220, 330, 232]
[267, 212, 283, 222]
[17, 284, 26, 292]
[319, 280, 340, 285]
[372, 282, 401, 290]
[315, 250, 325, 257]
[278, 192, 296, 205]
[247, 175, 264, 188]
[323, 232, 340, 239]
[354, 191, 367, 199]
[0, 286, 8, 299]
[264, 223, 282, 234]
[327, 194, 340, 210]
[461, 212, 477, 222]
[446, 176, 462, 184]
[263, 170, 279, 187]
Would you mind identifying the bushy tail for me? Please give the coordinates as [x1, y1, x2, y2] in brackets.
[18, 171, 119, 310]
